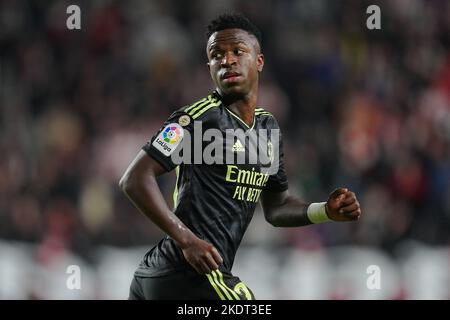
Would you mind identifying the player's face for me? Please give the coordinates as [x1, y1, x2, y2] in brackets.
[207, 29, 264, 97]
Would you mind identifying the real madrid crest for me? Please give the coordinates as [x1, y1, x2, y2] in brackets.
[178, 115, 191, 127]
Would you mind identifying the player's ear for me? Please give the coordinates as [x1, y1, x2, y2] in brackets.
[206, 61, 211, 71]
[257, 53, 264, 72]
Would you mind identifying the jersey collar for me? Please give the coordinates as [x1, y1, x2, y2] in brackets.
[213, 90, 256, 131]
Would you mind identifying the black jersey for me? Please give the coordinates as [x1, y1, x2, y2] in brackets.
[135, 91, 288, 277]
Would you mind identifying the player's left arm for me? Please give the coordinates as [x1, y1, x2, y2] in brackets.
[261, 187, 361, 227]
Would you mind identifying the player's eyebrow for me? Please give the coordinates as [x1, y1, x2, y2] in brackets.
[208, 40, 250, 52]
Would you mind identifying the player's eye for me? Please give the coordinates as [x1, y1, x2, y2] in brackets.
[211, 52, 222, 59]
[234, 48, 243, 56]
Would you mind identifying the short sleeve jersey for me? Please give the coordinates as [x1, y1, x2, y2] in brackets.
[136, 91, 288, 277]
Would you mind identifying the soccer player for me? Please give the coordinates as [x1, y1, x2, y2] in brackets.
[120, 14, 361, 300]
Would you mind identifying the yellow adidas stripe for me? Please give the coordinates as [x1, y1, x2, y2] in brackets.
[192, 101, 221, 119]
[184, 96, 211, 113]
[216, 270, 240, 300]
[212, 271, 233, 300]
[255, 107, 271, 114]
[206, 274, 226, 300]
[187, 96, 214, 116]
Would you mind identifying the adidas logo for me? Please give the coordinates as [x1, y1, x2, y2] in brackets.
[232, 140, 245, 152]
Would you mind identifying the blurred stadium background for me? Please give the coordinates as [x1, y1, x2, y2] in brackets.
[0, 0, 449, 299]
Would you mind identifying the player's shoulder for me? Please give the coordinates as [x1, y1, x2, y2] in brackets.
[255, 107, 274, 118]
[178, 93, 222, 121]
[255, 107, 279, 128]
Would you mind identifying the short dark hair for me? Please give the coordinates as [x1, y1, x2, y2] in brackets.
[206, 13, 262, 49]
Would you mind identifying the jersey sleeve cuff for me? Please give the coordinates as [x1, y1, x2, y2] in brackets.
[142, 142, 176, 172]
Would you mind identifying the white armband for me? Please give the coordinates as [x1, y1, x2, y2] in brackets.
[307, 202, 332, 224]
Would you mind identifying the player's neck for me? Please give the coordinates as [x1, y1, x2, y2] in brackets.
[218, 88, 258, 127]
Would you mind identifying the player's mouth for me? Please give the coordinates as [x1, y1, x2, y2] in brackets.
[221, 71, 242, 83]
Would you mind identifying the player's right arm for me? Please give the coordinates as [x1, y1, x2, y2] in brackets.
[119, 150, 223, 274]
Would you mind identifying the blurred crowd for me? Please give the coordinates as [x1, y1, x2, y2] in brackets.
[0, 0, 449, 265]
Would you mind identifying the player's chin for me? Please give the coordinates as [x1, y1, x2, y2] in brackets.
[220, 84, 246, 96]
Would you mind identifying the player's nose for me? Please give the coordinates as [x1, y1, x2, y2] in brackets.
[220, 51, 237, 67]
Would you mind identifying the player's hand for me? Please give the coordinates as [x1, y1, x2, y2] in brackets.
[325, 188, 361, 222]
[180, 237, 223, 274]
